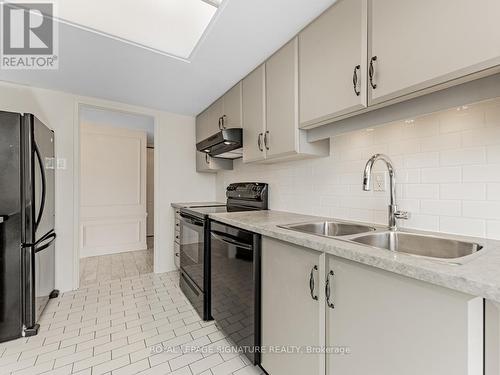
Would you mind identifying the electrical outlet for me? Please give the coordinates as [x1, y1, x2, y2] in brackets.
[57, 158, 67, 170]
[373, 172, 386, 192]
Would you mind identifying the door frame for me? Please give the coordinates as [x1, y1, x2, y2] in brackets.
[73, 99, 159, 290]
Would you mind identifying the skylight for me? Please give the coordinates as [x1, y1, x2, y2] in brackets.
[52, 0, 222, 60]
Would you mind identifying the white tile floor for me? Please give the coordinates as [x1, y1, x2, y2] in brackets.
[79, 244, 154, 286]
[0, 271, 264, 375]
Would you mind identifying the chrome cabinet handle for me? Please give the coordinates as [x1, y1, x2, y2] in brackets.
[218, 115, 227, 130]
[325, 270, 335, 309]
[264, 131, 270, 150]
[369, 56, 377, 89]
[175, 252, 180, 257]
[352, 64, 361, 96]
[309, 265, 318, 301]
[205, 153, 210, 164]
[257, 133, 263, 152]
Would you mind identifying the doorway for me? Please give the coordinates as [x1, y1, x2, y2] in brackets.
[78, 105, 155, 286]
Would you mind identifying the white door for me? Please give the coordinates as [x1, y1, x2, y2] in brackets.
[299, 0, 367, 127]
[80, 123, 147, 257]
[326, 255, 483, 375]
[261, 237, 322, 375]
[242, 64, 266, 163]
[369, 0, 500, 105]
[146, 147, 154, 237]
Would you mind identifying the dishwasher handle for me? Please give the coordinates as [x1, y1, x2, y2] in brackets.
[179, 213, 204, 227]
[211, 231, 253, 251]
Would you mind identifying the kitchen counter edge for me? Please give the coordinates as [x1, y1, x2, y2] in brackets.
[209, 210, 500, 303]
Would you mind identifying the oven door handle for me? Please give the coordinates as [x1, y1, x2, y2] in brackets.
[211, 231, 253, 250]
[179, 213, 204, 227]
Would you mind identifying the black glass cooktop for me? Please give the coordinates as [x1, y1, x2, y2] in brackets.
[181, 205, 260, 219]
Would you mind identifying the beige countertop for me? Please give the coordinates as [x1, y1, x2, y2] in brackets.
[209, 210, 500, 303]
[171, 202, 225, 209]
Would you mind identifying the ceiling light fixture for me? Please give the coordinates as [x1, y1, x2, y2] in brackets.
[201, 0, 222, 7]
[43, 0, 224, 61]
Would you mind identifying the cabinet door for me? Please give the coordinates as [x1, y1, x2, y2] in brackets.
[195, 109, 211, 143]
[265, 37, 298, 158]
[242, 65, 266, 163]
[222, 82, 242, 128]
[369, 0, 500, 105]
[326, 255, 483, 375]
[299, 0, 367, 128]
[485, 300, 500, 375]
[261, 237, 322, 375]
[208, 97, 224, 134]
[195, 152, 232, 173]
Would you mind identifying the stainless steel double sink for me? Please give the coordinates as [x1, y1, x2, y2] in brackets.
[278, 220, 483, 261]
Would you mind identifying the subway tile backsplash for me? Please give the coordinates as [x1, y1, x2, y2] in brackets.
[216, 97, 500, 240]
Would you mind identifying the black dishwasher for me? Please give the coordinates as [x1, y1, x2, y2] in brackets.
[210, 220, 261, 365]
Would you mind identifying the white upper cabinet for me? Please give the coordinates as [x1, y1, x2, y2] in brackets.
[196, 98, 223, 143]
[196, 83, 242, 144]
[242, 65, 266, 163]
[195, 151, 232, 173]
[369, 0, 500, 105]
[264, 37, 329, 160]
[240, 37, 329, 164]
[299, 0, 368, 128]
[266, 38, 299, 158]
[195, 108, 212, 143]
[222, 82, 242, 129]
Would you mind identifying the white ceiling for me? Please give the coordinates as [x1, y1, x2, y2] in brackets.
[0, 0, 337, 116]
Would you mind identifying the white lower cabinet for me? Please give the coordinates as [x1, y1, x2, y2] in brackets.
[326, 255, 483, 375]
[486, 300, 500, 375]
[261, 237, 484, 375]
[261, 237, 322, 375]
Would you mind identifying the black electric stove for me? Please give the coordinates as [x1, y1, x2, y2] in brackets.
[178, 183, 268, 320]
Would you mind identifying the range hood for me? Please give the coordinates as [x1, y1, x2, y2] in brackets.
[196, 128, 243, 159]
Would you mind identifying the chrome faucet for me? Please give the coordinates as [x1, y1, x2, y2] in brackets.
[362, 154, 410, 230]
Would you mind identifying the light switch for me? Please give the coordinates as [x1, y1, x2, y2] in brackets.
[56, 158, 67, 170]
[373, 172, 386, 192]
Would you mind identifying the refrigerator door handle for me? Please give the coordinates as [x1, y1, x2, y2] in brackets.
[34, 232, 56, 253]
[34, 142, 46, 231]
[22, 230, 56, 249]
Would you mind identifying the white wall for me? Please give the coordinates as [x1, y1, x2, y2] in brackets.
[217, 97, 500, 240]
[0, 80, 216, 292]
[155, 111, 217, 273]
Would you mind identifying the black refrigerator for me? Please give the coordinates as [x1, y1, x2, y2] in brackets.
[0, 111, 57, 343]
